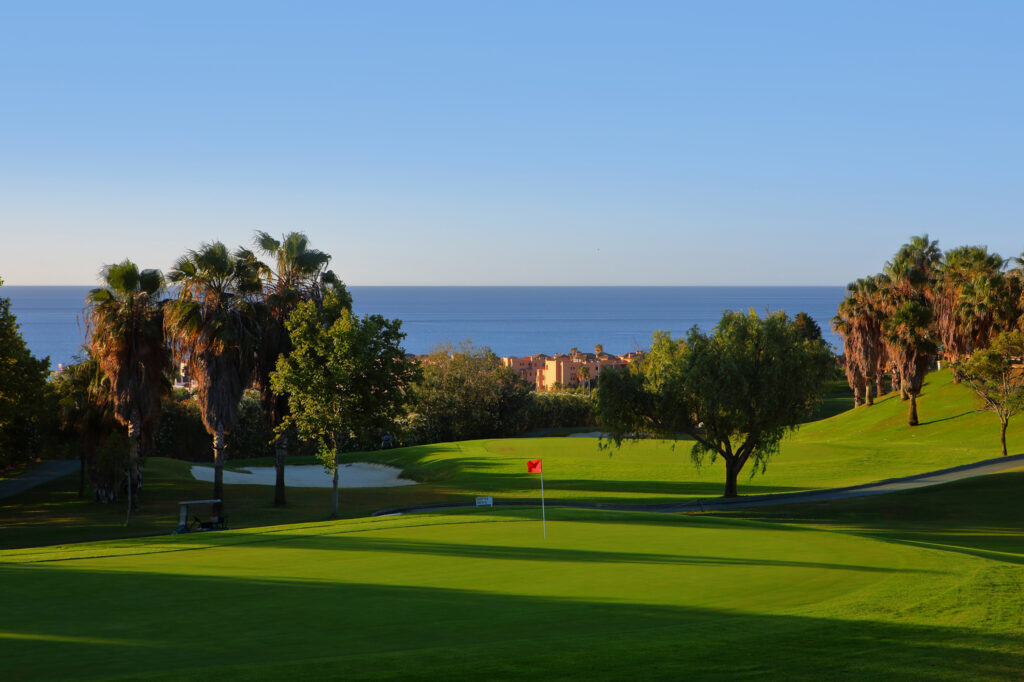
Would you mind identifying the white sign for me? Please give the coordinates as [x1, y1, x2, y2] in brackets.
[475, 496, 493, 507]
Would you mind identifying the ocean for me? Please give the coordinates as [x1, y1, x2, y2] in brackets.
[3, 286, 846, 368]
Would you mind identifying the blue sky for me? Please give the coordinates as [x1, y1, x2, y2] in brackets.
[1, 1, 1021, 285]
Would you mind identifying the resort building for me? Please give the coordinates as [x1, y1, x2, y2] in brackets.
[501, 346, 644, 391]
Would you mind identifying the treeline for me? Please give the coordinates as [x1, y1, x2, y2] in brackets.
[834, 235, 1024, 432]
[0, 237, 595, 520]
[404, 342, 595, 444]
[0, 277, 53, 469]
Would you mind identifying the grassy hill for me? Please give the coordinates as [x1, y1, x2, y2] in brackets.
[1, 369, 1017, 549]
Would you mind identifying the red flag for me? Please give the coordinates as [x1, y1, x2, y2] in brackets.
[527, 459, 542, 473]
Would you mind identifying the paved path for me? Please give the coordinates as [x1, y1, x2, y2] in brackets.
[373, 453, 1024, 516]
[0, 460, 78, 501]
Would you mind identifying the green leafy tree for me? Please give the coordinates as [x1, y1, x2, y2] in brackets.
[954, 330, 1024, 457]
[165, 242, 262, 511]
[793, 312, 823, 342]
[251, 230, 350, 506]
[86, 261, 169, 520]
[599, 311, 833, 498]
[0, 277, 51, 470]
[409, 342, 532, 443]
[50, 350, 118, 498]
[271, 294, 418, 517]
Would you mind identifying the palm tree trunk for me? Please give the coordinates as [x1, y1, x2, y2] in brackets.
[876, 375, 885, 397]
[125, 419, 141, 524]
[273, 433, 288, 507]
[908, 393, 919, 426]
[213, 422, 225, 515]
[77, 443, 86, 499]
[331, 450, 340, 518]
[864, 379, 874, 406]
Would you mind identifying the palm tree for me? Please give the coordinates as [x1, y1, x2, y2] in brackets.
[251, 231, 346, 506]
[52, 349, 117, 500]
[883, 300, 936, 426]
[934, 246, 1004, 368]
[576, 363, 590, 394]
[165, 242, 262, 513]
[833, 276, 886, 405]
[85, 261, 169, 522]
[881, 236, 941, 424]
[832, 302, 863, 406]
[956, 272, 1013, 351]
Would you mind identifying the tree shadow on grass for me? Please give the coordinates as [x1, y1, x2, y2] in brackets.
[707, 472, 1024, 565]
[0, 566, 1020, 680]
[236, 533, 932, 574]
[541, 478, 807, 496]
[449, 472, 807, 499]
[918, 411, 975, 426]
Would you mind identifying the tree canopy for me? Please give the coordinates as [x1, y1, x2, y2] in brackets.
[599, 310, 833, 497]
[165, 241, 263, 510]
[86, 260, 169, 518]
[408, 342, 532, 443]
[0, 277, 51, 469]
[834, 236, 1024, 425]
[271, 293, 418, 517]
[954, 329, 1024, 457]
[251, 230, 348, 506]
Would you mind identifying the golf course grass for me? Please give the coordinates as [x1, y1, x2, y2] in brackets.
[3, 472, 1023, 680]
[2, 369, 1018, 549]
[3, 368, 1024, 678]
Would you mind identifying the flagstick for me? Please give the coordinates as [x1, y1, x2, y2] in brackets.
[540, 469, 546, 539]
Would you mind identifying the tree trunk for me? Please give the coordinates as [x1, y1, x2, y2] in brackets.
[1000, 418, 1008, 457]
[213, 423, 225, 516]
[723, 458, 740, 498]
[125, 419, 141, 525]
[864, 379, 874, 406]
[77, 443, 85, 499]
[908, 393, 919, 426]
[331, 451, 340, 518]
[876, 375, 885, 397]
[853, 385, 864, 407]
[273, 433, 288, 507]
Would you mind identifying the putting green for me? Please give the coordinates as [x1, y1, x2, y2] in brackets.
[3, 506, 1022, 680]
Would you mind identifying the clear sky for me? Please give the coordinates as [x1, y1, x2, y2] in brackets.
[1, 1, 1021, 286]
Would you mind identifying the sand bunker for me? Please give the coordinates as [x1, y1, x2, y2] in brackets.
[190, 462, 417, 488]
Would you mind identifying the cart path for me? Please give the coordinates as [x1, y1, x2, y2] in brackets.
[0, 460, 78, 501]
[374, 452, 1024, 516]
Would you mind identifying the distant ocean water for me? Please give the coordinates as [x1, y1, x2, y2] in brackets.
[4, 286, 846, 368]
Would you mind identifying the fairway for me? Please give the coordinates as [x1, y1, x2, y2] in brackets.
[3, 498, 1023, 680]
[5, 369, 1024, 550]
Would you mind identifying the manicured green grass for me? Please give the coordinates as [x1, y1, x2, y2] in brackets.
[3, 476, 1023, 680]
[710, 468, 1024, 564]
[3, 369, 1022, 678]
[2, 369, 1016, 549]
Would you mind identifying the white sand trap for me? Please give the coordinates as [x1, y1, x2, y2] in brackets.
[189, 462, 417, 488]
